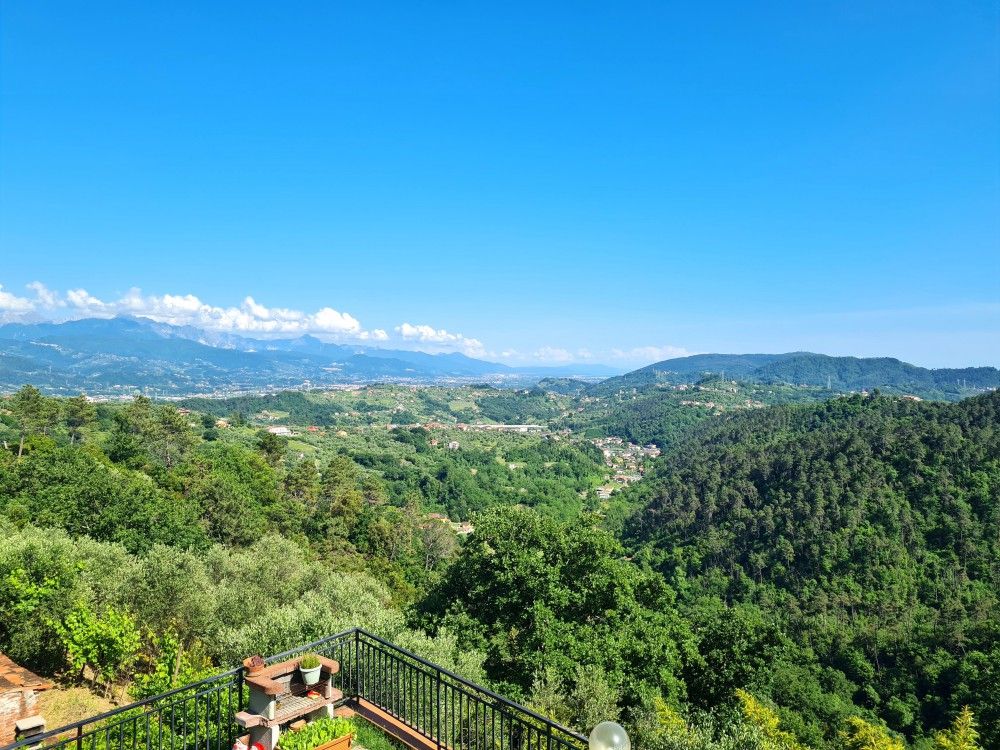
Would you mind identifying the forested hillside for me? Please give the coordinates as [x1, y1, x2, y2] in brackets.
[590, 352, 998, 401]
[625, 391, 999, 747]
[0, 385, 992, 750]
[559, 376, 822, 448]
[180, 385, 570, 428]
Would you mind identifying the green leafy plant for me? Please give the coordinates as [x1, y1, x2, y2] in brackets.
[49, 603, 141, 696]
[299, 653, 322, 669]
[277, 717, 355, 750]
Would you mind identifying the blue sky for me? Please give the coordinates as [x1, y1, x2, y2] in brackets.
[1, 2, 997, 368]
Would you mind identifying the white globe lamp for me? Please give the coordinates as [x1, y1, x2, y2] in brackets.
[588, 722, 630, 750]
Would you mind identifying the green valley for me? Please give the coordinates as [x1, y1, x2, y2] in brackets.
[0, 378, 995, 750]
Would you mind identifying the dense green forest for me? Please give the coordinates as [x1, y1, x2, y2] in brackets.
[623, 392, 999, 748]
[0, 385, 993, 750]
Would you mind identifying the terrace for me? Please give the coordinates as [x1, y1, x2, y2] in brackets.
[0, 629, 620, 750]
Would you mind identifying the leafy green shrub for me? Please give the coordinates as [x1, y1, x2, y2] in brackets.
[50, 603, 141, 692]
[277, 717, 355, 750]
[299, 653, 321, 669]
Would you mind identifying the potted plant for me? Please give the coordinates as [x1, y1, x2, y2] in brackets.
[278, 717, 355, 750]
[299, 653, 323, 686]
[243, 655, 266, 675]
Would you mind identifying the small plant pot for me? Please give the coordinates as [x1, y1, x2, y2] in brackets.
[300, 664, 322, 685]
[243, 655, 266, 675]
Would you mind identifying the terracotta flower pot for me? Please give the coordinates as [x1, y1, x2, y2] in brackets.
[243, 655, 266, 675]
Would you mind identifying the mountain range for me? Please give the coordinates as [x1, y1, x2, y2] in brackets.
[0, 317, 620, 396]
[1, 317, 996, 400]
[589, 351, 999, 400]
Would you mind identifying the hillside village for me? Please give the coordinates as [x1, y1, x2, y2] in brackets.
[591, 436, 660, 499]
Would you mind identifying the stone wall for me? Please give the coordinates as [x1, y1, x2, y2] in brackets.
[0, 688, 39, 746]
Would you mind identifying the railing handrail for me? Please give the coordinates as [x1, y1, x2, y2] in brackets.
[270, 627, 587, 743]
[1, 626, 589, 750]
[265, 626, 358, 662]
[354, 629, 588, 743]
[0, 665, 244, 750]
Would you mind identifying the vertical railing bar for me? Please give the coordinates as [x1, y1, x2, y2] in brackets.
[436, 669, 442, 750]
[398, 654, 404, 722]
[375, 644, 381, 708]
[379, 645, 385, 709]
[382, 643, 387, 709]
[393, 649, 398, 717]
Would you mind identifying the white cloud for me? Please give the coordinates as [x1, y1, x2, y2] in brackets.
[395, 323, 457, 343]
[311, 307, 361, 334]
[610, 345, 694, 363]
[2, 281, 499, 355]
[1, 281, 377, 340]
[395, 322, 485, 356]
[0, 285, 34, 312]
[533, 346, 575, 363]
[66, 288, 109, 310]
[27, 281, 62, 308]
[500, 343, 694, 366]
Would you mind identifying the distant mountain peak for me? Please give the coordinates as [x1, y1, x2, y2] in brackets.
[0, 316, 620, 395]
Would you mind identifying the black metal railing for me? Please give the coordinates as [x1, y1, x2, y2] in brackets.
[1, 629, 587, 750]
[0, 666, 245, 750]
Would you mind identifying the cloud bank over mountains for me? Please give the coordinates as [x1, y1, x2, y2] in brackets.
[2, 282, 384, 339]
[0, 281, 691, 366]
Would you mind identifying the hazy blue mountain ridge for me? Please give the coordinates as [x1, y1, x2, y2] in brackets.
[0, 317, 618, 395]
[590, 351, 998, 400]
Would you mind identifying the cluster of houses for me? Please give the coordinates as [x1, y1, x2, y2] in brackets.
[592, 437, 661, 500]
[406, 422, 545, 434]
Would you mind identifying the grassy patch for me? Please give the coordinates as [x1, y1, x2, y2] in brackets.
[352, 718, 409, 750]
[36, 685, 117, 730]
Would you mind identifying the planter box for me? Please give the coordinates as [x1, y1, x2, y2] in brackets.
[313, 735, 352, 750]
